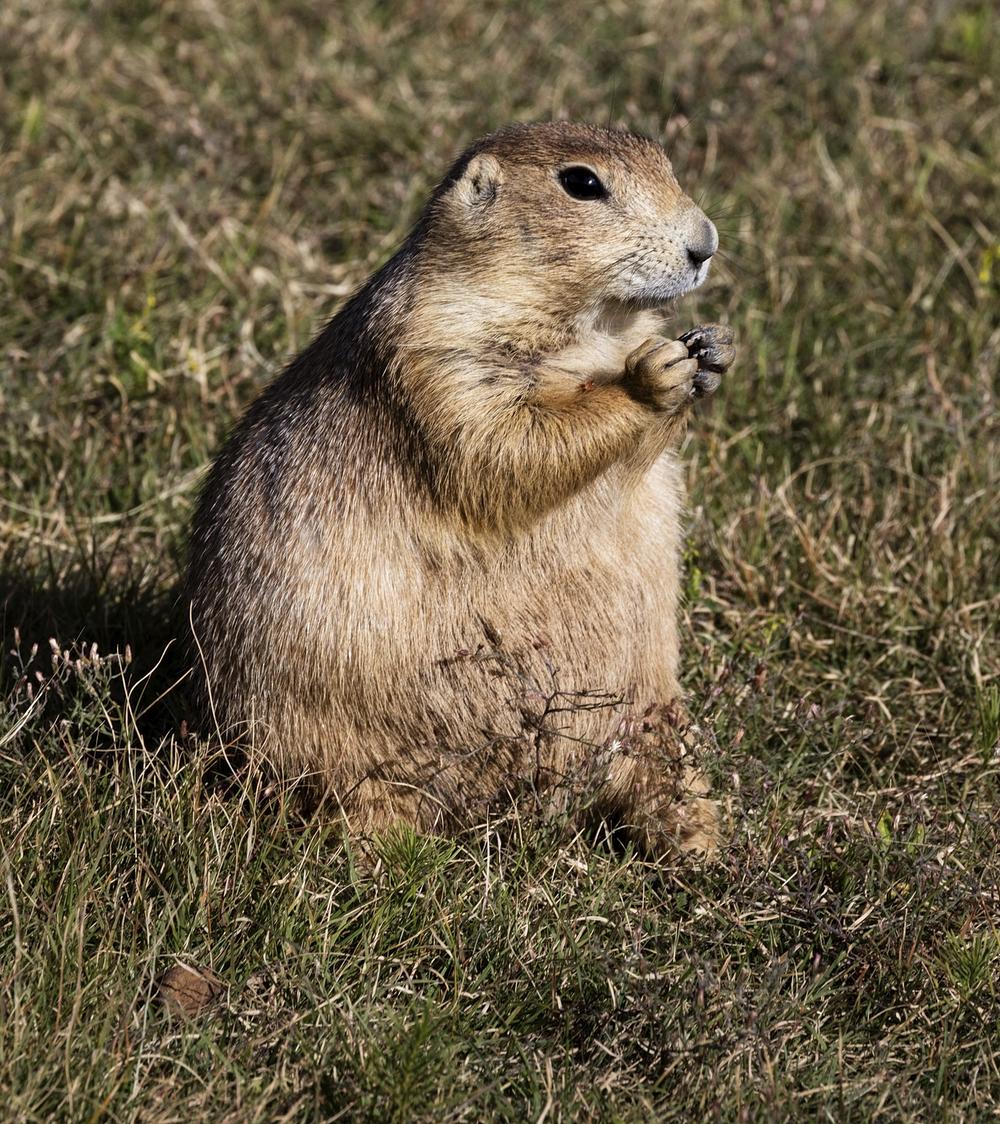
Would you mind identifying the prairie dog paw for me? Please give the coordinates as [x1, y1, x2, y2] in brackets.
[677, 323, 735, 398]
[623, 336, 700, 414]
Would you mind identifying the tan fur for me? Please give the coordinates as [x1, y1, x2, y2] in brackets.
[186, 123, 735, 857]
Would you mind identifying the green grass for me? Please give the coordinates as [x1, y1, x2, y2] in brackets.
[2, 0, 999, 1119]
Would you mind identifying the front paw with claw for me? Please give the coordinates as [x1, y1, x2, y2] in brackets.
[624, 324, 735, 415]
[677, 323, 736, 399]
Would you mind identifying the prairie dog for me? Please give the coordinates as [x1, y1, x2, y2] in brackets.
[187, 122, 736, 856]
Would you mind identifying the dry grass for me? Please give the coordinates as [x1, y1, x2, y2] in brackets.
[2, 0, 999, 1119]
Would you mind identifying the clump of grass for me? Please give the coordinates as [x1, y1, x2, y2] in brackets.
[2, 0, 998, 1118]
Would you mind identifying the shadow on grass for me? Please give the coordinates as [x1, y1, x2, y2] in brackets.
[0, 547, 192, 744]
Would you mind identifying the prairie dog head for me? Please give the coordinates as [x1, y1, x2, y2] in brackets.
[420, 122, 718, 328]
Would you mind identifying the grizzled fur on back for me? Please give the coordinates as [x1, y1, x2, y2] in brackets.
[187, 121, 732, 855]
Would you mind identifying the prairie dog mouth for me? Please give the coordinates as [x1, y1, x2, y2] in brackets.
[625, 262, 711, 309]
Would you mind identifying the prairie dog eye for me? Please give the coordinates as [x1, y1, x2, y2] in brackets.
[558, 166, 608, 201]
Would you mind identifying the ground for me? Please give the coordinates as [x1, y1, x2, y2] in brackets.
[1, 1, 999, 1120]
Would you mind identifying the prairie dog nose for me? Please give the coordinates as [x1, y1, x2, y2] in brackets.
[686, 216, 719, 267]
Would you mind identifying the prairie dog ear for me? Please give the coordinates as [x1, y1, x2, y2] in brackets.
[452, 152, 503, 209]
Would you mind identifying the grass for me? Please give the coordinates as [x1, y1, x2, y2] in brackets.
[2, 0, 999, 1119]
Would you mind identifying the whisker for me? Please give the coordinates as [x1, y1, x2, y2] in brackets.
[709, 207, 753, 224]
[711, 249, 765, 283]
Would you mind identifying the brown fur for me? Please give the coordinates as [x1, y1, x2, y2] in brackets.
[186, 122, 735, 856]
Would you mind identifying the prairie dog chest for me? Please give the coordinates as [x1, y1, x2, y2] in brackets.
[544, 313, 662, 389]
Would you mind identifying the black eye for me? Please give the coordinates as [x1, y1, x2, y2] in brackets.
[558, 166, 608, 201]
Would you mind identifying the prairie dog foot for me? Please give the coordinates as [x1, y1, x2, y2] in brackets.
[677, 323, 736, 398]
[624, 336, 701, 414]
[624, 324, 734, 413]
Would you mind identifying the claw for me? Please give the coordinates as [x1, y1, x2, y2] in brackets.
[692, 369, 722, 397]
[678, 324, 735, 375]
